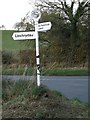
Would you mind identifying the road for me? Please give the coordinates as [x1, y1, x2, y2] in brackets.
[41, 76, 88, 103]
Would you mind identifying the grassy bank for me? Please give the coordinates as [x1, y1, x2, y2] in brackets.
[2, 79, 89, 118]
[2, 67, 89, 76]
[41, 68, 89, 76]
[2, 30, 29, 50]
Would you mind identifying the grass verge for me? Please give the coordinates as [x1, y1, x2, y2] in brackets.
[2, 67, 89, 76]
[2, 79, 89, 118]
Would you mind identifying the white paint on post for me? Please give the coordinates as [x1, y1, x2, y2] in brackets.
[35, 20, 40, 87]
[31, 8, 41, 87]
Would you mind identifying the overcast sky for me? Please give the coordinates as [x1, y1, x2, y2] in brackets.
[0, 0, 82, 30]
[0, 0, 34, 30]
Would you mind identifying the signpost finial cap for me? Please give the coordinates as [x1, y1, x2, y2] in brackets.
[31, 8, 41, 21]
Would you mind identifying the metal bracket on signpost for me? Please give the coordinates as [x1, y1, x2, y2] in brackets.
[31, 8, 41, 87]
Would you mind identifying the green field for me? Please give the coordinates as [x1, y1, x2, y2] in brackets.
[2, 67, 89, 76]
[1, 30, 33, 50]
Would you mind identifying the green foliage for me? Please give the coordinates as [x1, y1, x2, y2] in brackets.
[2, 80, 48, 102]
[52, 90, 63, 97]
[38, 0, 88, 66]
[30, 85, 47, 98]
[18, 49, 35, 65]
[2, 79, 88, 118]
[2, 80, 15, 101]
[2, 80, 30, 102]
[71, 97, 81, 103]
[35, 112, 51, 119]
[2, 50, 13, 64]
[41, 68, 88, 76]
[2, 67, 89, 76]
[12, 80, 29, 96]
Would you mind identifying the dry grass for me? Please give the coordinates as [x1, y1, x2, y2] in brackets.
[2, 79, 88, 119]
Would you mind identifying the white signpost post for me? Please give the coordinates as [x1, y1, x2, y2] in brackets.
[31, 9, 41, 87]
[12, 8, 52, 87]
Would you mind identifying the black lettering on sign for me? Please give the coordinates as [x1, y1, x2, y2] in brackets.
[15, 34, 34, 38]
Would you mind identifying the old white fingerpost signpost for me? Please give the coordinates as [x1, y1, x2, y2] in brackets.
[31, 8, 41, 87]
[12, 8, 52, 87]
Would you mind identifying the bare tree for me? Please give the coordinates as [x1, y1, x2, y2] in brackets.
[30, 0, 89, 66]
